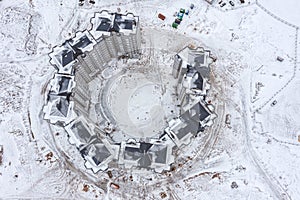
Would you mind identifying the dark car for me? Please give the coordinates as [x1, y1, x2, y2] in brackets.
[229, 1, 235, 6]
[271, 100, 277, 106]
[175, 18, 181, 24]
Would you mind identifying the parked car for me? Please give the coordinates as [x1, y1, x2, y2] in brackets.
[175, 18, 181, 24]
[177, 12, 184, 20]
[220, 2, 226, 7]
[180, 8, 185, 13]
[172, 22, 178, 29]
[229, 1, 234, 6]
[277, 56, 284, 62]
[271, 100, 277, 106]
[158, 13, 166, 20]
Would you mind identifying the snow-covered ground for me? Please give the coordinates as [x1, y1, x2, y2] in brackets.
[0, 0, 299, 199]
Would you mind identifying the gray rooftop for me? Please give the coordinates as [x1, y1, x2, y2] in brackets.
[96, 17, 113, 32]
[70, 35, 93, 52]
[123, 142, 169, 168]
[198, 102, 210, 121]
[70, 121, 93, 143]
[55, 48, 75, 67]
[91, 144, 111, 165]
[114, 14, 135, 31]
[58, 77, 71, 93]
[196, 66, 210, 78]
[49, 96, 70, 117]
[153, 146, 168, 164]
[80, 138, 112, 166]
[174, 101, 211, 139]
[195, 54, 205, 64]
[91, 11, 138, 39]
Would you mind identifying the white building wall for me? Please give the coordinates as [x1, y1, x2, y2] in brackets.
[121, 33, 140, 57]
[128, 34, 136, 56]
[72, 85, 90, 117]
[75, 64, 93, 83]
[77, 56, 93, 75]
[75, 71, 90, 90]
[177, 66, 187, 84]
[172, 55, 182, 78]
[104, 36, 118, 58]
[78, 53, 103, 77]
[90, 45, 108, 70]
[135, 23, 141, 53]
[115, 34, 125, 55]
[94, 39, 111, 63]
[75, 84, 90, 102]
[85, 54, 99, 72]
[120, 35, 129, 55]
[73, 102, 89, 117]
[178, 87, 187, 106]
[72, 92, 88, 107]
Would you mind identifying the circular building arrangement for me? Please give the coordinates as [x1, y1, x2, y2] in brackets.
[43, 10, 217, 173]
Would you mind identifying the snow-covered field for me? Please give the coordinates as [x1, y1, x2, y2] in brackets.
[0, 0, 299, 199]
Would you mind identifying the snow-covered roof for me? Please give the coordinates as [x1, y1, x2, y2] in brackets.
[43, 73, 76, 124]
[176, 46, 214, 99]
[48, 74, 75, 96]
[119, 140, 175, 172]
[65, 117, 117, 173]
[90, 10, 139, 40]
[49, 31, 98, 74]
[177, 46, 213, 79]
[65, 116, 95, 148]
[185, 67, 204, 91]
[43, 95, 75, 124]
[165, 100, 214, 147]
[165, 117, 194, 146]
[81, 137, 117, 173]
[49, 42, 77, 75]
[67, 30, 97, 53]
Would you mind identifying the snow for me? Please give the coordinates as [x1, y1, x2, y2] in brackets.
[0, 0, 299, 199]
[257, 0, 300, 28]
[102, 55, 178, 139]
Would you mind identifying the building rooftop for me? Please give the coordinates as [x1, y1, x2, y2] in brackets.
[65, 117, 96, 147]
[68, 31, 97, 53]
[177, 46, 213, 79]
[82, 142, 111, 165]
[81, 137, 116, 173]
[90, 10, 139, 40]
[50, 96, 70, 117]
[120, 141, 174, 171]
[185, 67, 204, 91]
[198, 101, 210, 121]
[43, 73, 76, 124]
[43, 95, 74, 124]
[165, 99, 214, 146]
[49, 42, 77, 75]
[49, 31, 98, 74]
[48, 74, 75, 96]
